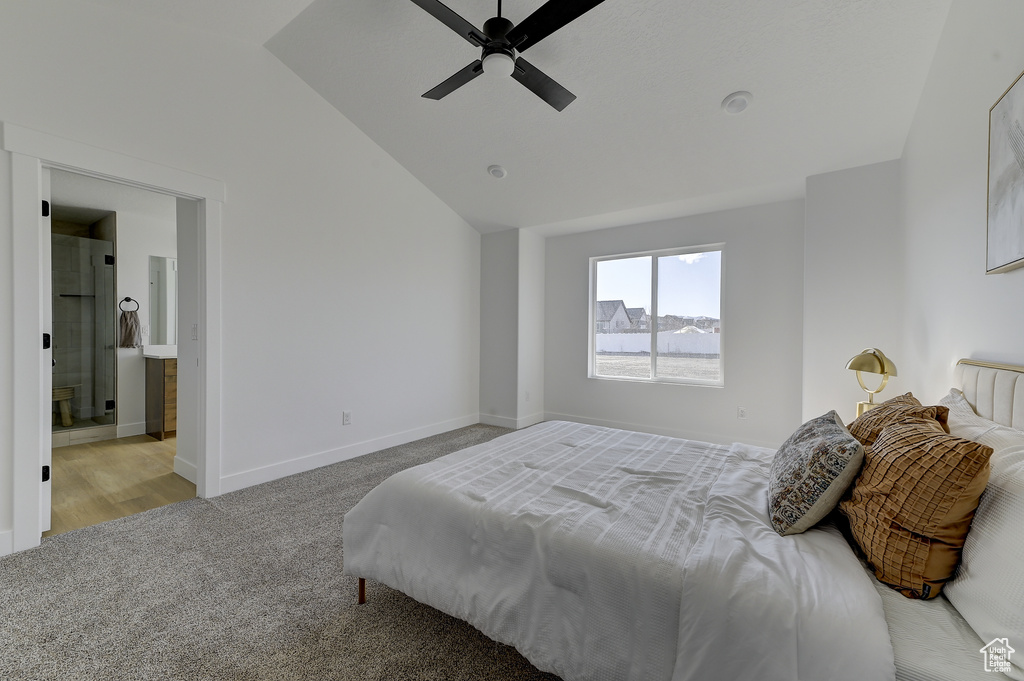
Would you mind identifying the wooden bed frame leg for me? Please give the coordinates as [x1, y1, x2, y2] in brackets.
[358, 577, 366, 604]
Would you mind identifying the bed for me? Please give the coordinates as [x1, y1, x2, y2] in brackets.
[343, 360, 1024, 681]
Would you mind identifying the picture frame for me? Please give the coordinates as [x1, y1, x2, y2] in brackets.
[987, 67, 1024, 274]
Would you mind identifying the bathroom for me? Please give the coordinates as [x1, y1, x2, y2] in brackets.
[47, 169, 194, 534]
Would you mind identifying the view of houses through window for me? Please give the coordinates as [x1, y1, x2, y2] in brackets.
[591, 247, 722, 384]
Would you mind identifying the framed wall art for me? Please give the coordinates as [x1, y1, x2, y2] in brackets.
[987, 67, 1024, 274]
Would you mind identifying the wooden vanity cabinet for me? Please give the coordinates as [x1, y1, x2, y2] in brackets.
[146, 357, 176, 440]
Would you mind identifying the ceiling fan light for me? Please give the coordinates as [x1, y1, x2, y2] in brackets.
[482, 52, 516, 78]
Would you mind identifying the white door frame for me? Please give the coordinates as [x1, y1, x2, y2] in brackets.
[3, 122, 224, 553]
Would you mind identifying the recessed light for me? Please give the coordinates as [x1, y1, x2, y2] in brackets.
[487, 165, 507, 179]
[721, 91, 752, 114]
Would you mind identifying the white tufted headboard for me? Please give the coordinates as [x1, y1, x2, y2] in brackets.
[955, 359, 1024, 430]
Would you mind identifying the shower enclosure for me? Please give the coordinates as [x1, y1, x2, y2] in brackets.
[51, 230, 117, 434]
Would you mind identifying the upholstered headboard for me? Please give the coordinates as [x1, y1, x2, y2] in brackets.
[955, 359, 1024, 430]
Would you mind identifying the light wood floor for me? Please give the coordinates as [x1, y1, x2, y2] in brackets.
[43, 435, 196, 538]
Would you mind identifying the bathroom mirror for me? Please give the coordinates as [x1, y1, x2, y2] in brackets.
[149, 256, 178, 345]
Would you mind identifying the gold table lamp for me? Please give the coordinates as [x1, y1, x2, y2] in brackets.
[846, 348, 897, 417]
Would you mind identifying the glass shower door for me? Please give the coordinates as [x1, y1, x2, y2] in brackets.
[51, 234, 116, 431]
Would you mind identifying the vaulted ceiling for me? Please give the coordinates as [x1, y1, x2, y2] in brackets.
[80, 0, 952, 234]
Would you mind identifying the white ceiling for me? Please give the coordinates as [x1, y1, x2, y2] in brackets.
[78, 0, 318, 45]
[77, 0, 953, 235]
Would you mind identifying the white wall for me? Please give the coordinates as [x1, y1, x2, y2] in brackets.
[173, 197, 202, 484]
[479, 230, 519, 427]
[114, 210, 178, 437]
[517, 229, 545, 427]
[0, 1, 481, 540]
[803, 160, 906, 424]
[117, 208, 177, 436]
[544, 200, 805, 448]
[901, 0, 1024, 402]
[479, 228, 546, 430]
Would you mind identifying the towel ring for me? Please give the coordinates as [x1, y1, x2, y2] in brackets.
[119, 297, 139, 312]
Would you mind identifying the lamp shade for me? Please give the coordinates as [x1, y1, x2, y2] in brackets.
[846, 348, 897, 377]
[846, 348, 897, 416]
[482, 52, 516, 78]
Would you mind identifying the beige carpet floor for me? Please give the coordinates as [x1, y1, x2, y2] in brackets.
[0, 424, 562, 681]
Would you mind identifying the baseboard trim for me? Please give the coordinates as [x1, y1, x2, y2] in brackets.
[218, 414, 480, 495]
[516, 412, 545, 429]
[479, 414, 518, 429]
[479, 412, 545, 430]
[174, 456, 198, 484]
[0, 530, 12, 557]
[117, 422, 147, 438]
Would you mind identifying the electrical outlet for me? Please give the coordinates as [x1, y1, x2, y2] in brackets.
[342, 411, 351, 426]
[737, 406, 748, 420]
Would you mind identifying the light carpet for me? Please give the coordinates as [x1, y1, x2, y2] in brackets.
[0, 424, 562, 681]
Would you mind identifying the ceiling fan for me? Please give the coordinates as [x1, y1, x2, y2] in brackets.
[410, 0, 608, 111]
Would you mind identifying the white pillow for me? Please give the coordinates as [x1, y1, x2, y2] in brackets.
[940, 389, 1024, 681]
[941, 388, 1001, 442]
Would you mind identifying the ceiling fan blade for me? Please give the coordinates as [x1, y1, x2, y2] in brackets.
[511, 57, 576, 111]
[409, 0, 487, 46]
[422, 60, 484, 100]
[506, 0, 607, 53]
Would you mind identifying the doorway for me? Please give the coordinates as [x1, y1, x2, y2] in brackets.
[44, 170, 196, 536]
[4, 121, 224, 553]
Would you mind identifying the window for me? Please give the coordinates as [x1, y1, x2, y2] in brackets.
[590, 245, 722, 385]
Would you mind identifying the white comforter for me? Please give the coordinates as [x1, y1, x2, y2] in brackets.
[343, 421, 895, 681]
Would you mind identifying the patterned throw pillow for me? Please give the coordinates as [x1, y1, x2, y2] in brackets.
[768, 411, 865, 536]
[840, 417, 992, 599]
[846, 392, 950, 447]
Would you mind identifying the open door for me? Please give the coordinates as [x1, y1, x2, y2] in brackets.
[40, 167, 52, 534]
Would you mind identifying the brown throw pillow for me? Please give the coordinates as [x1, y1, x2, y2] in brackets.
[847, 392, 950, 447]
[839, 417, 992, 599]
